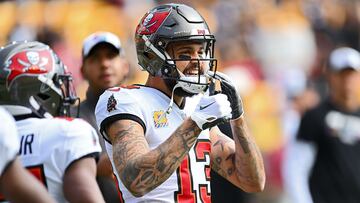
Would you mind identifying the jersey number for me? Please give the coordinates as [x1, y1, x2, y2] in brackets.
[175, 139, 211, 203]
[0, 164, 47, 202]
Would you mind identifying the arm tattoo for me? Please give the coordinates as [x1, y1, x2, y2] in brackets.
[211, 136, 235, 179]
[232, 124, 265, 189]
[211, 120, 265, 191]
[233, 125, 250, 154]
[111, 119, 201, 196]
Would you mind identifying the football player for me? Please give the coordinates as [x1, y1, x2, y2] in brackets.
[0, 41, 105, 203]
[96, 3, 265, 202]
[0, 107, 55, 203]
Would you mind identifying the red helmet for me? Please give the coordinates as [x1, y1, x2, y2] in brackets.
[135, 3, 217, 94]
[0, 41, 78, 117]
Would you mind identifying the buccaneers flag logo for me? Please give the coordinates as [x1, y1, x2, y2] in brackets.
[4, 50, 53, 88]
[136, 10, 170, 35]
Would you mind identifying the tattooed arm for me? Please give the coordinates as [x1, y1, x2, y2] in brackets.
[210, 116, 265, 192]
[106, 118, 201, 197]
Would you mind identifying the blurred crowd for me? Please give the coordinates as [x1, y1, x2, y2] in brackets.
[1, 0, 359, 202]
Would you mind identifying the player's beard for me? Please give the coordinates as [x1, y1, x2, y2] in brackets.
[164, 78, 196, 97]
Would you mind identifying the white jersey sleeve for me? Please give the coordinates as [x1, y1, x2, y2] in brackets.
[55, 118, 102, 172]
[95, 87, 146, 140]
[0, 107, 19, 176]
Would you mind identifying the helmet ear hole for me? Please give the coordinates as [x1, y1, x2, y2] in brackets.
[162, 64, 178, 78]
[36, 93, 50, 101]
[144, 52, 155, 60]
[161, 66, 170, 76]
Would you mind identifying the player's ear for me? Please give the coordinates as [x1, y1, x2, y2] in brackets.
[122, 60, 130, 77]
[80, 63, 88, 80]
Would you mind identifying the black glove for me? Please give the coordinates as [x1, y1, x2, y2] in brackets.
[208, 71, 244, 120]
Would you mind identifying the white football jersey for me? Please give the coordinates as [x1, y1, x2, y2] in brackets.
[0, 107, 19, 177]
[14, 117, 102, 203]
[96, 86, 211, 203]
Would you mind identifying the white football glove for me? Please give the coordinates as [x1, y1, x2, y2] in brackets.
[191, 94, 232, 130]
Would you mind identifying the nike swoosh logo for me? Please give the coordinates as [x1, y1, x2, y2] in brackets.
[200, 101, 216, 110]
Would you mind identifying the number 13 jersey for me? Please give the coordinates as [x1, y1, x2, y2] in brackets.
[96, 85, 212, 203]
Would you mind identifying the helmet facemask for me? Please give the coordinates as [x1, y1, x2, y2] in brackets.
[54, 73, 79, 117]
[162, 39, 217, 96]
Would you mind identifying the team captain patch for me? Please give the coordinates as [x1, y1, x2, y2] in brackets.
[153, 110, 168, 128]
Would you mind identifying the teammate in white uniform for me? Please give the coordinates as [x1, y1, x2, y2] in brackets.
[0, 107, 19, 183]
[0, 41, 105, 203]
[0, 107, 55, 203]
[96, 4, 265, 203]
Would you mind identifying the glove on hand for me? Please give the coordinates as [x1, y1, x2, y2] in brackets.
[207, 71, 244, 120]
[191, 94, 232, 130]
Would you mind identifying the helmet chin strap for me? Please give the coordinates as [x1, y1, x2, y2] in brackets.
[157, 83, 182, 122]
[166, 83, 182, 114]
[161, 71, 208, 120]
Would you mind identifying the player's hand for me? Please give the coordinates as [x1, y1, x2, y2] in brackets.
[191, 94, 232, 130]
[207, 71, 244, 120]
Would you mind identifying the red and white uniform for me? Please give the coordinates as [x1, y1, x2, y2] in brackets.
[96, 85, 211, 203]
[14, 117, 101, 203]
[0, 107, 19, 177]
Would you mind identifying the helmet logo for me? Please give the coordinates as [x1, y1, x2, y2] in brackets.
[136, 11, 170, 35]
[18, 51, 49, 72]
[5, 50, 53, 88]
[27, 51, 40, 66]
[143, 13, 154, 27]
[197, 29, 205, 35]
